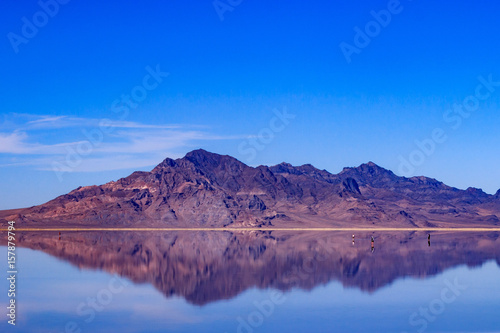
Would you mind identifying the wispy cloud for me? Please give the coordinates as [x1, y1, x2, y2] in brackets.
[0, 113, 243, 173]
[10, 113, 184, 131]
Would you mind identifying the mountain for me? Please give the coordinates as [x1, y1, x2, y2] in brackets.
[1, 149, 500, 227]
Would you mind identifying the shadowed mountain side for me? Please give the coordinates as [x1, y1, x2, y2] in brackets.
[1, 149, 500, 227]
[5, 231, 500, 305]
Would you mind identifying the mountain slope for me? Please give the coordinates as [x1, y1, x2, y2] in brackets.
[1, 149, 499, 227]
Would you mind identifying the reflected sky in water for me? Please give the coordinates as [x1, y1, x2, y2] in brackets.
[0, 231, 499, 333]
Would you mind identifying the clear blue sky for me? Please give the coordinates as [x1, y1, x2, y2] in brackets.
[1, 0, 499, 209]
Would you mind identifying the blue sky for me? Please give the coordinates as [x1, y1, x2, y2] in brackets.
[1, 0, 499, 209]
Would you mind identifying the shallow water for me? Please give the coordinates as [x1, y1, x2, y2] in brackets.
[1, 231, 499, 332]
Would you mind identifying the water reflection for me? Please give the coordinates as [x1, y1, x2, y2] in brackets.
[7, 230, 500, 305]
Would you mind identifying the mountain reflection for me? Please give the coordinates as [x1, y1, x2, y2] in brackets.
[10, 230, 500, 305]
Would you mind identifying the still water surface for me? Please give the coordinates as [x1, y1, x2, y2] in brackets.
[0, 231, 499, 332]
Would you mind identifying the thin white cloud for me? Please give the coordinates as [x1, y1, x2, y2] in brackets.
[16, 114, 183, 131]
[0, 132, 91, 155]
[0, 132, 30, 153]
[27, 115, 67, 124]
[0, 114, 246, 173]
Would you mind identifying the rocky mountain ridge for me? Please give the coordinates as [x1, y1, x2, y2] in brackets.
[1, 149, 499, 227]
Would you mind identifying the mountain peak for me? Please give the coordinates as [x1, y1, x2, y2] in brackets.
[270, 161, 326, 177]
[278, 162, 292, 167]
[185, 148, 220, 159]
[181, 149, 250, 180]
[340, 161, 391, 175]
[183, 149, 240, 166]
[338, 161, 399, 188]
[356, 162, 397, 178]
[299, 163, 316, 169]
[359, 161, 384, 169]
[466, 187, 488, 196]
[152, 157, 177, 172]
[152, 149, 243, 173]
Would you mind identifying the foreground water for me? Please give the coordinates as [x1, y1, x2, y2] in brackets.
[0, 230, 499, 332]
